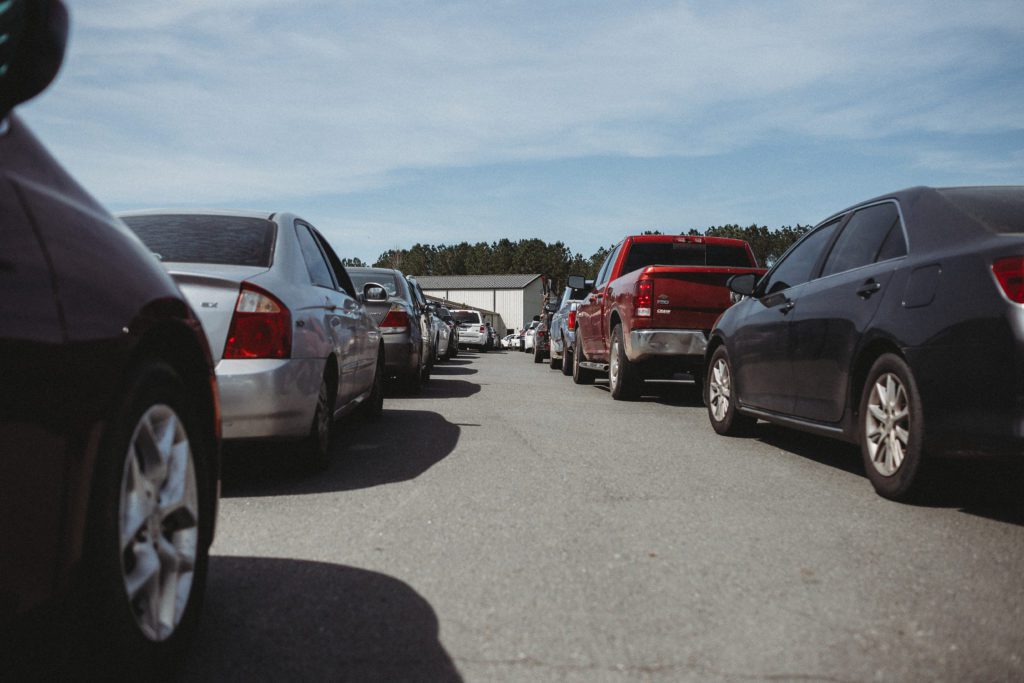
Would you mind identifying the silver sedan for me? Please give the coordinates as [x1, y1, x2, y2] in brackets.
[120, 210, 385, 470]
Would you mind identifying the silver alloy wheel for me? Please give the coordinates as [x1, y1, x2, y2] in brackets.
[609, 337, 621, 388]
[864, 372, 910, 477]
[119, 404, 198, 642]
[708, 357, 732, 423]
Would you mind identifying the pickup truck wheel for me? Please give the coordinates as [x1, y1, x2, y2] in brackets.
[560, 336, 573, 376]
[706, 346, 755, 436]
[609, 324, 641, 400]
[549, 342, 562, 370]
[572, 330, 595, 385]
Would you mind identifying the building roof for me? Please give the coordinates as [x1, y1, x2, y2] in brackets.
[413, 274, 542, 290]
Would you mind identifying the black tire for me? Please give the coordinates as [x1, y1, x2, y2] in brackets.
[362, 350, 385, 421]
[533, 341, 545, 363]
[560, 335, 573, 376]
[549, 342, 562, 370]
[705, 346, 756, 435]
[608, 324, 642, 400]
[479, 343, 488, 353]
[403, 366, 423, 394]
[572, 330, 595, 385]
[83, 361, 213, 674]
[859, 354, 927, 501]
[305, 373, 336, 471]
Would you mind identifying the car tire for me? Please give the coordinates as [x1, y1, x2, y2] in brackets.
[549, 342, 562, 370]
[362, 350, 385, 421]
[83, 361, 212, 674]
[572, 330, 595, 385]
[609, 324, 642, 400]
[533, 340, 545, 363]
[450, 340, 459, 358]
[859, 353, 927, 501]
[403, 366, 423, 395]
[706, 346, 756, 436]
[305, 373, 336, 471]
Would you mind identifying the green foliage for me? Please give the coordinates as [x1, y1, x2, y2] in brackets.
[686, 224, 811, 267]
[340, 256, 367, 267]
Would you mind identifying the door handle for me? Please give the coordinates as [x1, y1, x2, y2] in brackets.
[779, 301, 795, 314]
[856, 281, 882, 298]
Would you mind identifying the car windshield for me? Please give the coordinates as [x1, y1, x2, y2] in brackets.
[122, 214, 276, 267]
[349, 271, 400, 296]
[939, 187, 1024, 234]
[453, 311, 480, 324]
[621, 241, 752, 274]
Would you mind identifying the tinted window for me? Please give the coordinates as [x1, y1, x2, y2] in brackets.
[349, 271, 400, 295]
[939, 187, 1024, 234]
[596, 244, 622, 286]
[822, 203, 904, 277]
[294, 224, 335, 289]
[761, 219, 841, 294]
[123, 214, 275, 267]
[312, 231, 356, 297]
[452, 310, 481, 324]
[621, 241, 753, 274]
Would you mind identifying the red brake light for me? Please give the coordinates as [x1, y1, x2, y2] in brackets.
[223, 283, 291, 359]
[479, 325, 486, 333]
[993, 257, 1024, 303]
[567, 308, 577, 330]
[379, 306, 410, 333]
[636, 278, 653, 317]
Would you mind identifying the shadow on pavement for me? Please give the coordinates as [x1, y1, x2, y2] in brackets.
[181, 557, 462, 682]
[429, 365, 478, 376]
[410, 377, 481, 399]
[221, 408, 460, 497]
[756, 424, 1024, 525]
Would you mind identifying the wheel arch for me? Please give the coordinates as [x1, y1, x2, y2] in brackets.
[848, 338, 906, 425]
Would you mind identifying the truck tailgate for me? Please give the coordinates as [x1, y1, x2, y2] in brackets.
[645, 266, 763, 330]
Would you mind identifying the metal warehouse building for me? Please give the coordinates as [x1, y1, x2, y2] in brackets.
[413, 274, 545, 335]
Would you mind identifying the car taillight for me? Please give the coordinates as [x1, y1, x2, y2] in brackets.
[567, 308, 577, 329]
[537, 329, 545, 338]
[993, 257, 1024, 303]
[379, 305, 410, 333]
[479, 325, 486, 333]
[223, 283, 291, 359]
[636, 278, 653, 317]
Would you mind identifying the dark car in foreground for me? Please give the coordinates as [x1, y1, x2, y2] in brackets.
[705, 186, 1024, 501]
[1, 1, 220, 673]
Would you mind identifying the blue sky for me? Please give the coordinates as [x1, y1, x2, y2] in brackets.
[22, 0, 1024, 264]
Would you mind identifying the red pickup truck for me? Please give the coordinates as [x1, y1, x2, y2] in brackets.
[568, 234, 765, 399]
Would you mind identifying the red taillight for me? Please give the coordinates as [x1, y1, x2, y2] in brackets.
[379, 306, 410, 333]
[567, 308, 577, 329]
[636, 278, 653, 317]
[479, 325, 486, 333]
[223, 283, 291, 359]
[993, 257, 1024, 303]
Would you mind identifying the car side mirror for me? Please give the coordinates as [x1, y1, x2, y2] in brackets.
[0, 0, 69, 119]
[727, 273, 757, 297]
[567, 275, 586, 290]
[543, 302, 557, 313]
[362, 283, 388, 302]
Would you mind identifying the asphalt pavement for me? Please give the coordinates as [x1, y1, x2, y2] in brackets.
[183, 347, 1024, 682]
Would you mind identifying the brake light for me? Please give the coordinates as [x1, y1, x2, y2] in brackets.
[636, 278, 653, 317]
[993, 257, 1024, 303]
[479, 325, 486, 333]
[567, 307, 577, 329]
[223, 283, 291, 359]
[379, 305, 410, 333]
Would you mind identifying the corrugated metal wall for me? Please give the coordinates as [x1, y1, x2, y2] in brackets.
[423, 286, 542, 335]
[494, 289, 524, 332]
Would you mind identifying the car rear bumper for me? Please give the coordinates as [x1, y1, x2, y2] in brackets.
[459, 330, 486, 346]
[216, 358, 323, 440]
[626, 329, 708, 362]
[383, 335, 419, 376]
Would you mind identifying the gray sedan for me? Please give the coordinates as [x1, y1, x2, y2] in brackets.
[120, 210, 385, 470]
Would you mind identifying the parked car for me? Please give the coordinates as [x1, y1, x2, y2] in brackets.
[436, 305, 460, 359]
[549, 280, 593, 374]
[121, 210, 385, 471]
[406, 276, 441, 374]
[705, 185, 1024, 501]
[453, 309, 489, 351]
[348, 267, 432, 392]
[1, 3, 221, 672]
[501, 334, 518, 349]
[523, 320, 540, 351]
[430, 304, 451, 360]
[570, 234, 764, 399]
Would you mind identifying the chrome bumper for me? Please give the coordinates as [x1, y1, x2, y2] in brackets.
[626, 329, 708, 362]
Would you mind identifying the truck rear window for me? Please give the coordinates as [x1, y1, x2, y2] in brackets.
[621, 242, 753, 274]
[938, 187, 1024, 234]
[122, 214, 276, 267]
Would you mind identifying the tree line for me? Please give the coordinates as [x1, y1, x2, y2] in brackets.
[356, 224, 811, 290]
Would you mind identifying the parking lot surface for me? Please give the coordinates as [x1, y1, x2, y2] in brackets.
[184, 349, 1024, 681]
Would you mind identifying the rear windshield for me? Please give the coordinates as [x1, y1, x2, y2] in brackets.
[452, 310, 481, 324]
[939, 188, 1024, 234]
[122, 214, 276, 267]
[349, 271, 400, 296]
[621, 241, 753, 274]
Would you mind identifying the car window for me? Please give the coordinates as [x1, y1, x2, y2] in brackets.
[311, 230, 357, 297]
[122, 214, 276, 267]
[349, 271, 399, 296]
[452, 310, 480, 324]
[760, 219, 842, 295]
[621, 241, 753, 274]
[596, 243, 622, 287]
[821, 202, 905, 277]
[294, 223, 336, 289]
[939, 187, 1024, 234]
